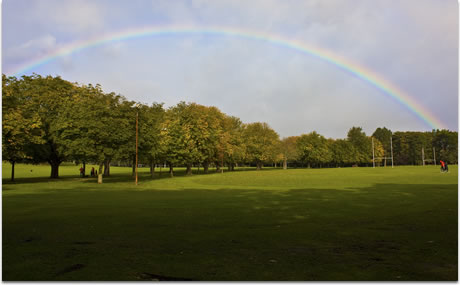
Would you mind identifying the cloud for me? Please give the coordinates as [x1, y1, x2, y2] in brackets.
[31, 0, 107, 35]
[3, 34, 57, 61]
[3, 0, 457, 136]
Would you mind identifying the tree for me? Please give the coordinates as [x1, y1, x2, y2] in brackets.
[347, 127, 371, 165]
[199, 106, 225, 174]
[2, 75, 44, 181]
[55, 83, 134, 182]
[10, 74, 80, 178]
[242, 122, 280, 170]
[371, 137, 385, 166]
[137, 103, 165, 178]
[330, 139, 356, 167]
[372, 127, 393, 166]
[297, 131, 332, 168]
[221, 116, 245, 171]
[280, 136, 299, 169]
[432, 129, 458, 164]
[161, 102, 223, 176]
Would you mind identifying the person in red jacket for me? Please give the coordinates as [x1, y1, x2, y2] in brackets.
[440, 160, 446, 172]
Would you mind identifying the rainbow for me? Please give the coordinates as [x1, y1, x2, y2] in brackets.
[5, 25, 445, 130]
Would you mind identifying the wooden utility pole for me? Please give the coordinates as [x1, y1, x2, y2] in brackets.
[372, 137, 375, 168]
[135, 110, 139, 185]
[422, 147, 425, 166]
[390, 136, 394, 168]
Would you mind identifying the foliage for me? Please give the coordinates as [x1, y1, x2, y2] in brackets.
[432, 129, 458, 164]
[2, 74, 458, 174]
[242, 122, 280, 169]
[280, 136, 299, 169]
[330, 139, 356, 167]
[372, 127, 392, 156]
[297, 131, 332, 167]
[2, 75, 44, 180]
[347, 126, 372, 164]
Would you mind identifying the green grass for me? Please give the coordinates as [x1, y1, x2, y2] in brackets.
[2, 163, 458, 281]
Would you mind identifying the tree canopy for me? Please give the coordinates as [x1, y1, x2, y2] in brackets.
[2, 74, 457, 182]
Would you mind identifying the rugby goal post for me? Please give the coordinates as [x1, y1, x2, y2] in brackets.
[372, 136, 394, 168]
[422, 147, 437, 166]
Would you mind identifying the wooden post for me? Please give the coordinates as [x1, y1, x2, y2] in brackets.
[135, 110, 138, 185]
[390, 136, 394, 168]
[422, 147, 425, 166]
[372, 137, 375, 168]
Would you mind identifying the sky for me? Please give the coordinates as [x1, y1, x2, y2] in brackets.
[2, 0, 458, 138]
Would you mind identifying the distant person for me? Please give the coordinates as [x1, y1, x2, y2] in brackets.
[79, 167, 84, 177]
[440, 160, 446, 172]
[91, 167, 95, 177]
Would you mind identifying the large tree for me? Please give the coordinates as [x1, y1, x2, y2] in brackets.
[347, 126, 371, 165]
[161, 102, 224, 176]
[199, 106, 225, 173]
[11, 74, 80, 178]
[137, 103, 165, 177]
[2, 75, 44, 181]
[242, 122, 280, 170]
[432, 129, 457, 164]
[297, 131, 332, 168]
[372, 127, 393, 166]
[221, 116, 245, 171]
[56, 83, 134, 182]
[280, 136, 299, 169]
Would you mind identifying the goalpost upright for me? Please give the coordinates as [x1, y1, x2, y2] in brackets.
[422, 147, 437, 166]
[372, 135, 394, 168]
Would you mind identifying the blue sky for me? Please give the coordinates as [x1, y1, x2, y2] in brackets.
[2, 0, 458, 138]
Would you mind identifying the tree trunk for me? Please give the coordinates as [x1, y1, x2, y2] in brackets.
[283, 158, 287, 170]
[150, 161, 155, 178]
[169, 164, 174, 177]
[203, 162, 209, 174]
[104, 160, 110, 176]
[49, 160, 61, 179]
[186, 164, 192, 175]
[82, 161, 86, 177]
[11, 161, 15, 182]
[231, 164, 235, 171]
[98, 163, 104, 184]
[256, 161, 262, 170]
[215, 162, 220, 172]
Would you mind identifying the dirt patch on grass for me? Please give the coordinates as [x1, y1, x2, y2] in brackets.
[137, 272, 194, 281]
[56, 264, 85, 276]
[73, 241, 94, 245]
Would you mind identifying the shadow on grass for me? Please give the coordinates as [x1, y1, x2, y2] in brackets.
[2, 167, 282, 186]
[2, 180, 458, 281]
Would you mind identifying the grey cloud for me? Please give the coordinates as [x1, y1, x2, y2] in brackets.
[4, 34, 56, 62]
[3, 0, 457, 137]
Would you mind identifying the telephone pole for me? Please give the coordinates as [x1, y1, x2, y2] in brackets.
[135, 108, 139, 185]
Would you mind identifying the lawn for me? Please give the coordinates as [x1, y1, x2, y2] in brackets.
[2, 163, 458, 281]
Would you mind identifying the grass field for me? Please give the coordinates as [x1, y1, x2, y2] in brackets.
[2, 163, 458, 281]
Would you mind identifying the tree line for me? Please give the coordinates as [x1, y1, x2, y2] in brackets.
[2, 74, 458, 181]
